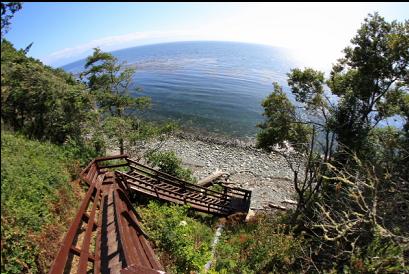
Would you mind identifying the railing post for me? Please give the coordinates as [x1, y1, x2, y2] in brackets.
[154, 186, 159, 198]
[223, 186, 228, 203]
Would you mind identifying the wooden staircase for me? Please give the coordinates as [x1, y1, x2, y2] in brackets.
[116, 158, 251, 216]
[49, 155, 251, 273]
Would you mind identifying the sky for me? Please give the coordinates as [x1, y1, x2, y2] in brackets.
[5, 2, 408, 70]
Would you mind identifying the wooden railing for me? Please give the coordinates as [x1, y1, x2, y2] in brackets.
[50, 160, 103, 274]
[49, 155, 164, 274]
[117, 159, 252, 215]
[127, 159, 251, 202]
[50, 155, 251, 273]
[116, 171, 232, 215]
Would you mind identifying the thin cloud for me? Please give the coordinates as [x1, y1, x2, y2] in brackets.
[41, 2, 405, 69]
[42, 30, 195, 66]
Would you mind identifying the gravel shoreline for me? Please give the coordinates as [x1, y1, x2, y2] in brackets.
[114, 130, 306, 211]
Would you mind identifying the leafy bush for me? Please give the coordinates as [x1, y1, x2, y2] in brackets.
[1, 40, 91, 145]
[347, 235, 407, 273]
[138, 201, 214, 273]
[146, 150, 196, 182]
[62, 136, 102, 167]
[214, 214, 305, 274]
[1, 131, 80, 273]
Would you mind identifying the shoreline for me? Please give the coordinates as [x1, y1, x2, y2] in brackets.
[118, 130, 305, 211]
[174, 126, 258, 150]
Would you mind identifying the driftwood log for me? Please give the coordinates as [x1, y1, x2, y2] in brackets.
[268, 203, 287, 210]
[197, 171, 230, 187]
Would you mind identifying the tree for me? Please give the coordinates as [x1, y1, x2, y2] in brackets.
[256, 82, 312, 152]
[287, 68, 336, 161]
[260, 13, 408, 162]
[146, 150, 196, 182]
[309, 155, 408, 273]
[81, 48, 151, 154]
[1, 2, 22, 37]
[1, 40, 91, 144]
[328, 13, 409, 158]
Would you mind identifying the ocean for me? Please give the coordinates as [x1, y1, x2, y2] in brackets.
[62, 41, 299, 137]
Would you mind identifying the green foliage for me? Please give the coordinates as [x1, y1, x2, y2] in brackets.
[287, 68, 326, 112]
[327, 13, 409, 154]
[138, 201, 213, 273]
[214, 214, 305, 274]
[62, 136, 103, 167]
[256, 82, 312, 152]
[81, 48, 152, 154]
[304, 153, 409, 273]
[348, 235, 408, 273]
[146, 150, 196, 182]
[1, 40, 91, 145]
[1, 227, 40, 274]
[256, 14, 409, 272]
[1, 2, 22, 37]
[131, 120, 179, 143]
[259, 13, 408, 161]
[1, 131, 79, 273]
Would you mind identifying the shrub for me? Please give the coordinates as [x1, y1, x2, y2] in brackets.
[214, 213, 305, 274]
[138, 201, 214, 273]
[347, 235, 408, 273]
[146, 150, 196, 182]
[1, 131, 80, 273]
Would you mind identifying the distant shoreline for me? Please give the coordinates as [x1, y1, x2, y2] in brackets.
[174, 125, 258, 149]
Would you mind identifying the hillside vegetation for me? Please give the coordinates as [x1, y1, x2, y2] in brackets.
[1, 4, 408, 273]
[1, 131, 82, 273]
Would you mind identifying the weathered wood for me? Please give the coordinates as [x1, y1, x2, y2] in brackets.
[50, 157, 164, 274]
[282, 199, 297, 205]
[51, 155, 251, 273]
[268, 203, 287, 210]
[197, 171, 229, 187]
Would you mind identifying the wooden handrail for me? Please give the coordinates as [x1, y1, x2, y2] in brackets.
[49, 175, 100, 273]
[127, 166, 228, 201]
[117, 171, 231, 213]
[128, 163, 228, 198]
[127, 160, 250, 199]
[116, 171, 232, 213]
[51, 155, 250, 273]
[94, 154, 129, 162]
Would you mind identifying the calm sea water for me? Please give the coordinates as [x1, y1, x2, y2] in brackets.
[63, 41, 298, 137]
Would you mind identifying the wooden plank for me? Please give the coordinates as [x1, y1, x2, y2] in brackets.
[94, 193, 103, 274]
[70, 246, 95, 262]
[197, 171, 229, 187]
[114, 190, 139, 266]
[121, 264, 164, 274]
[97, 163, 129, 169]
[80, 159, 96, 180]
[49, 183, 96, 274]
[94, 154, 128, 162]
[122, 213, 151, 268]
[77, 186, 101, 274]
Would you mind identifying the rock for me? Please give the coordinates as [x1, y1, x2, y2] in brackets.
[134, 134, 305, 214]
[245, 209, 256, 222]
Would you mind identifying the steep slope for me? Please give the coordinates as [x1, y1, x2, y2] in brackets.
[1, 131, 83, 273]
